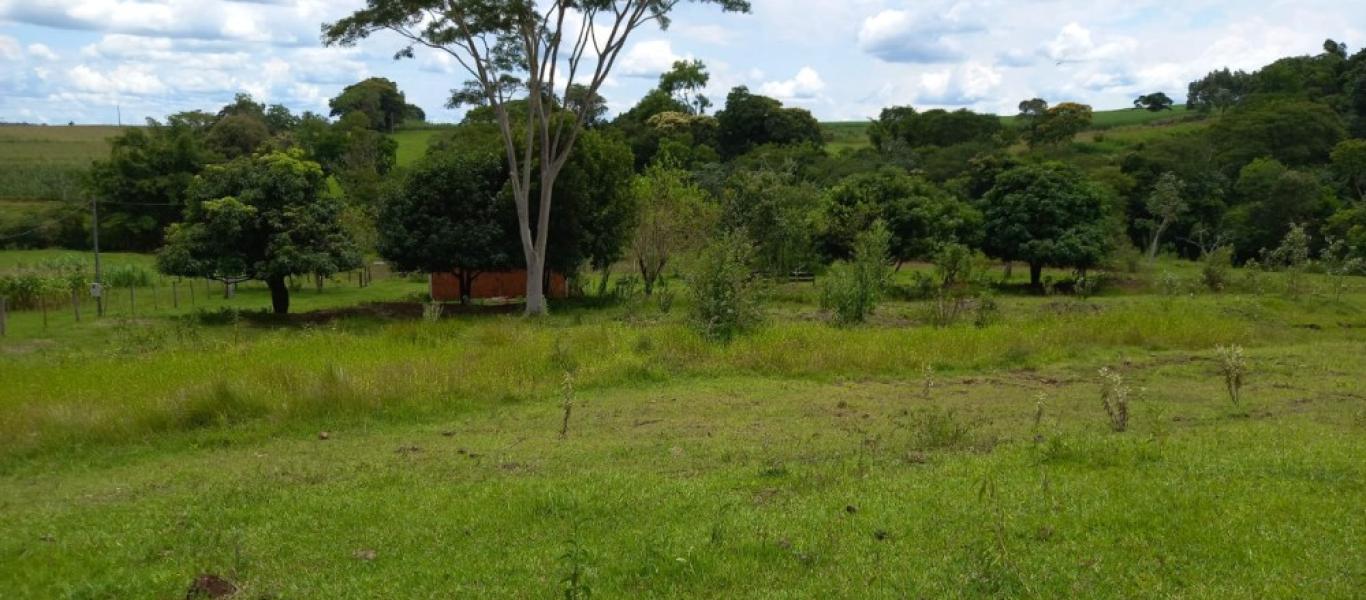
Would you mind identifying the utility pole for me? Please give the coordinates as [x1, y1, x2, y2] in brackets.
[91, 196, 105, 317]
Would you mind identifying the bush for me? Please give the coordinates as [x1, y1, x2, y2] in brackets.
[105, 264, 154, 288]
[820, 221, 891, 325]
[1215, 345, 1248, 405]
[1098, 367, 1132, 432]
[1107, 239, 1144, 274]
[685, 231, 762, 342]
[923, 243, 996, 328]
[1264, 224, 1312, 299]
[0, 272, 69, 310]
[1200, 247, 1234, 292]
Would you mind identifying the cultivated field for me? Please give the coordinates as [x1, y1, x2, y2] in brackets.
[1, 249, 1363, 597]
[0, 125, 124, 201]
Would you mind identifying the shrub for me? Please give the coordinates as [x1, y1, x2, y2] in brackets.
[1107, 239, 1144, 274]
[1321, 236, 1365, 301]
[0, 272, 67, 310]
[1215, 345, 1248, 405]
[908, 407, 975, 451]
[1098, 367, 1132, 432]
[1158, 271, 1183, 297]
[1074, 273, 1100, 299]
[105, 264, 154, 288]
[1264, 224, 1312, 298]
[422, 301, 444, 323]
[1200, 246, 1233, 292]
[820, 220, 892, 325]
[924, 243, 994, 328]
[685, 231, 762, 342]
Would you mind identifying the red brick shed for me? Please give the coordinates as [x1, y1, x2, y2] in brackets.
[430, 270, 568, 302]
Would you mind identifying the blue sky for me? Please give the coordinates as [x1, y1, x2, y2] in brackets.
[1, 0, 1363, 125]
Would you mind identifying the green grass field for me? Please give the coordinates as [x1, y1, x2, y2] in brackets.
[822, 105, 1201, 154]
[0, 125, 125, 201]
[2, 248, 1363, 597]
[391, 128, 448, 167]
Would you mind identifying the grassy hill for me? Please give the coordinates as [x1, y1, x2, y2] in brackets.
[1, 106, 1204, 200]
[0, 125, 124, 201]
[821, 105, 1201, 153]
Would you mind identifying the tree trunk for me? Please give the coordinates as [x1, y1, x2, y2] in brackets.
[639, 257, 665, 298]
[1147, 218, 1171, 260]
[525, 261, 547, 315]
[267, 276, 290, 315]
[597, 265, 612, 297]
[1030, 263, 1044, 291]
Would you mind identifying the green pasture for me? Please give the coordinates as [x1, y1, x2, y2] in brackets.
[1, 246, 1363, 596]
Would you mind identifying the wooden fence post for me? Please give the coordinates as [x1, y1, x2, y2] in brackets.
[0, 297, 7, 337]
[71, 289, 81, 323]
[172, 280, 179, 309]
[40, 295, 48, 330]
[152, 278, 160, 311]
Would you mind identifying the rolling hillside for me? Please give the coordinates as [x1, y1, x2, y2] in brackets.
[821, 105, 1201, 153]
[1, 105, 1205, 200]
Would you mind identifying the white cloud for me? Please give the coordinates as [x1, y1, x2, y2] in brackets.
[619, 40, 681, 78]
[3, 0, 1366, 124]
[759, 67, 826, 101]
[0, 35, 20, 61]
[913, 62, 1002, 106]
[27, 43, 60, 61]
[858, 9, 983, 63]
[0, 0, 328, 45]
[1042, 22, 1137, 63]
[67, 64, 167, 95]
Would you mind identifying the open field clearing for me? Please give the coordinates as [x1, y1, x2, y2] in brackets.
[2, 250, 1364, 597]
[0, 126, 125, 201]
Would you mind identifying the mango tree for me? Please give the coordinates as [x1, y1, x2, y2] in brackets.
[157, 150, 361, 315]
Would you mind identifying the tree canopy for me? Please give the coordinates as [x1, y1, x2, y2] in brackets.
[980, 162, 1113, 287]
[329, 77, 424, 133]
[378, 144, 519, 303]
[1133, 92, 1175, 112]
[157, 150, 362, 314]
[820, 168, 981, 263]
[88, 114, 213, 251]
[715, 87, 822, 159]
[868, 106, 1003, 151]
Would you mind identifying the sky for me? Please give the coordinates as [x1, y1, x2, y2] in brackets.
[1, 0, 1364, 125]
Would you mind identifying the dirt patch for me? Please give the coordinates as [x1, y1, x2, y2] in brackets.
[241, 301, 522, 326]
[1041, 300, 1104, 315]
[0, 338, 56, 355]
[186, 574, 236, 598]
